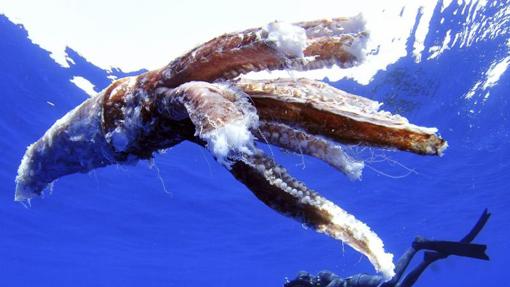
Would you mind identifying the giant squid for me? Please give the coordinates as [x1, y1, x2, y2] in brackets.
[15, 16, 447, 279]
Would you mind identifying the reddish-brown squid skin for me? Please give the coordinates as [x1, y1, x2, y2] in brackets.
[101, 18, 368, 155]
[230, 153, 370, 253]
[248, 97, 446, 155]
[233, 77, 446, 156]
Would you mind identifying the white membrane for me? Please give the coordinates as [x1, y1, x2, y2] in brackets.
[264, 21, 308, 58]
[202, 117, 256, 166]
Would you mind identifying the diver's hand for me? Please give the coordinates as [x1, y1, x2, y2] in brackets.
[285, 271, 314, 287]
[285, 271, 344, 287]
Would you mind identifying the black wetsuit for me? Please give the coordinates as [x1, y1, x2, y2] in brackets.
[316, 272, 385, 287]
[285, 209, 490, 287]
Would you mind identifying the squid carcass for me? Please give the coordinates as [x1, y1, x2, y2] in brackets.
[15, 16, 447, 279]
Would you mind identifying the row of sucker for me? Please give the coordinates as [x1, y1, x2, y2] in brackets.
[255, 121, 364, 180]
[231, 151, 395, 278]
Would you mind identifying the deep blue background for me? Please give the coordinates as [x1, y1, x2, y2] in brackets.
[0, 2, 508, 286]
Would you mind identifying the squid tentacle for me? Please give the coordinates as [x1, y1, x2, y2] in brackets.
[254, 121, 364, 180]
[230, 150, 395, 279]
[160, 16, 367, 87]
[158, 81, 259, 165]
[237, 78, 447, 155]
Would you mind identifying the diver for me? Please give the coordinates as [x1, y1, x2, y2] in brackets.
[285, 209, 490, 287]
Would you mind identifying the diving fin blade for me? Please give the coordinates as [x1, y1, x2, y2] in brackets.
[414, 241, 489, 261]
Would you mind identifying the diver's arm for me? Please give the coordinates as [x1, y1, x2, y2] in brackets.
[395, 258, 433, 287]
[380, 247, 419, 286]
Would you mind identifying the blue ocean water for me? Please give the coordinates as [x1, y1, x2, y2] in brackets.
[0, 2, 508, 286]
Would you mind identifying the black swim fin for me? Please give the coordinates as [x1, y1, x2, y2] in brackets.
[461, 208, 491, 243]
[423, 251, 446, 262]
[413, 240, 489, 260]
[422, 209, 491, 262]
